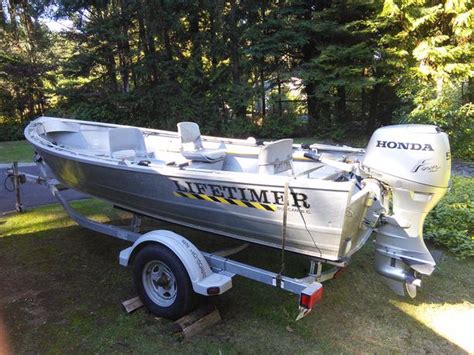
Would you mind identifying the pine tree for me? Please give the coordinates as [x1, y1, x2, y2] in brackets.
[378, 0, 473, 156]
[0, 0, 53, 139]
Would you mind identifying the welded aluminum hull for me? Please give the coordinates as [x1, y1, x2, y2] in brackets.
[25, 117, 374, 261]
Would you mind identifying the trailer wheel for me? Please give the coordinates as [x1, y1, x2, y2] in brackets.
[133, 244, 197, 319]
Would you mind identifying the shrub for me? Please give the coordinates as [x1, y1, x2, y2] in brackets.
[0, 120, 25, 141]
[403, 82, 474, 160]
[259, 113, 302, 139]
[221, 116, 260, 138]
[424, 176, 474, 257]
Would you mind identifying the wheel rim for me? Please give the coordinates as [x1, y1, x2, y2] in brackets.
[142, 260, 177, 307]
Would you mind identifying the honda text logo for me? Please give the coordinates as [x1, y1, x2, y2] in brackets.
[376, 140, 434, 151]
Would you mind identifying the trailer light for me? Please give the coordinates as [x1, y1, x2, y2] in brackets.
[207, 287, 220, 295]
[300, 287, 323, 309]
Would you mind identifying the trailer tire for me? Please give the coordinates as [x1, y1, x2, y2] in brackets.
[133, 244, 197, 320]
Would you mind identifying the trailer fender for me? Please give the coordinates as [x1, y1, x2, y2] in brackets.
[119, 230, 232, 295]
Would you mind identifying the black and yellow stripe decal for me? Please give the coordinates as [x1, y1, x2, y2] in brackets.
[174, 192, 277, 212]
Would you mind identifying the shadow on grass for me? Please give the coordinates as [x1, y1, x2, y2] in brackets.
[0, 211, 472, 353]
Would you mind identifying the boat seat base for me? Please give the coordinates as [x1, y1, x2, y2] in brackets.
[182, 149, 226, 163]
[190, 159, 225, 170]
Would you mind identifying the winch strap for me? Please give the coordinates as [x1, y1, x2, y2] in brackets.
[277, 180, 290, 284]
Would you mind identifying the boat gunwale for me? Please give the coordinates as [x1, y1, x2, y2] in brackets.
[31, 116, 259, 146]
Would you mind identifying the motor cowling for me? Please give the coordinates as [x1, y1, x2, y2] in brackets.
[362, 124, 451, 192]
[361, 125, 451, 297]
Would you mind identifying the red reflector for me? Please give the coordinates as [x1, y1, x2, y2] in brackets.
[300, 287, 323, 309]
[207, 287, 220, 295]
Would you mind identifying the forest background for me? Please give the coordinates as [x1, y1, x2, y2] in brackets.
[0, 0, 472, 158]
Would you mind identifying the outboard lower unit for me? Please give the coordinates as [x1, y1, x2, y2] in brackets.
[361, 125, 451, 297]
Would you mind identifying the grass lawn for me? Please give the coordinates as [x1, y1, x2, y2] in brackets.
[0, 199, 473, 353]
[0, 141, 33, 163]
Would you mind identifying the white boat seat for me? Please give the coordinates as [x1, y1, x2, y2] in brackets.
[177, 122, 225, 163]
[109, 127, 148, 160]
[258, 139, 294, 175]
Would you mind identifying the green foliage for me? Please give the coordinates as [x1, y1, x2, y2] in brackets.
[407, 92, 473, 160]
[397, 73, 473, 159]
[221, 117, 260, 139]
[379, 0, 473, 159]
[425, 177, 474, 257]
[0, 0, 472, 157]
[0, 119, 25, 141]
[0, 1, 56, 139]
[259, 113, 302, 139]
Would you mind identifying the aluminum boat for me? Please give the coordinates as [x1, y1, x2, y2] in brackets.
[24, 116, 451, 297]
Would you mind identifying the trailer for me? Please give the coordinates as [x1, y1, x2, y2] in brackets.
[6, 157, 345, 320]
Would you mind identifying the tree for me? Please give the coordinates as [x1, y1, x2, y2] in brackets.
[378, 0, 473, 156]
[0, 0, 471, 158]
[0, 0, 53, 139]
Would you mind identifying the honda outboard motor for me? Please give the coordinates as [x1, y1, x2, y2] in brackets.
[361, 125, 451, 297]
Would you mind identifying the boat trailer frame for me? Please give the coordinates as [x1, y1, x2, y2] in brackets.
[6, 158, 346, 320]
